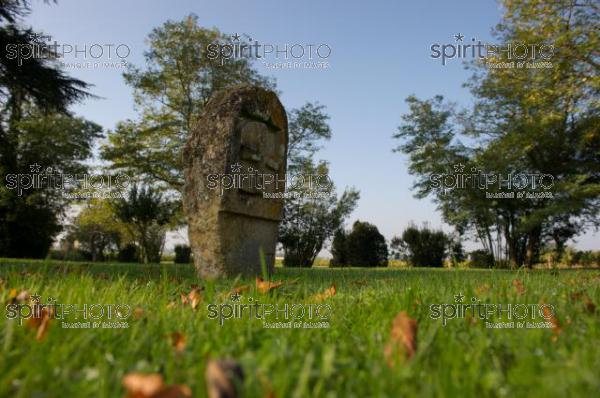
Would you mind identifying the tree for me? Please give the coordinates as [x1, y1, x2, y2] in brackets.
[66, 199, 129, 261]
[330, 229, 348, 267]
[279, 161, 359, 267]
[394, 0, 599, 267]
[279, 103, 359, 267]
[101, 14, 275, 193]
[341, 221, 388, 267]
[113, 185, 175, 263]
[0, 112, 101, 258]
[396, 224, 448, 267]
[0, 1, 98, 258]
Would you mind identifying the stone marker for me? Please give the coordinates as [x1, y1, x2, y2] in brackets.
[183, 85, 288, 278]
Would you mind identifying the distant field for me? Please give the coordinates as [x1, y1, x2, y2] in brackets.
[0, 259, 599, 397]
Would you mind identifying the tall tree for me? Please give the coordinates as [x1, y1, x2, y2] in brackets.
[113, 185, 175, 263]
[394, 0, 599, 267]
[101, 14, 275, 192]
[279, 103, 359, 267]
[0, 0, 99, 258]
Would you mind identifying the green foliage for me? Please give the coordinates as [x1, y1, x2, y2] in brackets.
[279, 103, 359, 267]
[0, 113, 101, 258]
[174, 244, 191, 264]
[117, 243, 139, 263]
[333, 220, 388, 267]
[469, 249, 495, 269]
[329, 229, 348, 267]
[101, 15, 275, 193]
[280, 159, 359, 268]
[113, 185, 175, 263]
[396, 224, 448, 268]
[64, 199, 129, 262]
[394, 0, 600, 267]
[0, 0, 98, 259]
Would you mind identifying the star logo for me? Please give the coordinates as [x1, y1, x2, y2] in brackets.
[30, 294, 41, 303]
[454, 33, 465, 42]
[30, 163, 42, 173]
[230, 292, 241, 302]
[231, 33, 240, 42]
[454, 293, 464, 303]
[453, 163, 466, 173]
[230, 163, 242, 173]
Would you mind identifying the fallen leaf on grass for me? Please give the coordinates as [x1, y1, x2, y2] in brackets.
[205, 359, 244, 398]
[133, 307, 145, 320]
[7, 289, 29, 304]
[168, 332, 186, 353]
[475, 283, 490, 295]
[232, 285, 250, 295]
[313, 283, 336, 302]
[27, 305, 53, 341]
[570, 291, 583, 301]
[583, 295, 596, 313]
[255, 277, 283, 294]
[180, 288, 202, 309]
[512, 279, 526, 295]
[570, 291, 596, 313]
[384, 311, 418, 366]
[542, 306, 562, 341]
[351, 279, 368, 287]
[122, 372, 191, 398]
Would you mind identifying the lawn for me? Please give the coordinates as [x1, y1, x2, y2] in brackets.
[0, 259, 599, 397]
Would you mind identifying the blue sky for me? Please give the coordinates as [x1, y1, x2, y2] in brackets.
[26, 0, 598, 250]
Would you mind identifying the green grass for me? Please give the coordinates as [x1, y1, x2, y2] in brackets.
[0, 259, 599, 397]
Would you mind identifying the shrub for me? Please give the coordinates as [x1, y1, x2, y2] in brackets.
[117, 243, 139, 263]
[47, 248, 91, 262]
[398, 224, 447, 267]
[174, 245, 192, 264]
[469, 249, 495, 268]
[329, 229, 348, 267]
[345, 221, 388, 267]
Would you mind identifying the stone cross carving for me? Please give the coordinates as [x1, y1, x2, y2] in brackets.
[183, 85, 288, 278]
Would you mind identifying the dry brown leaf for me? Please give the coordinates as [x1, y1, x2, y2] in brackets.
[351, 279, 368, 287]
[512, 279, 526, 295]
[313, 283, 336, 302]
[27, 306, 53, 341]
[122, 372, 191, 398]
[168, 332, 186, 353]
[542, 306, 562, 341]
[205, 359, 244, 398]
[179, 292, 189, 305]
[255, 277, 283, 294]
[570, 291, 583, 302]
[384, 311, 418, 366]
[583, 296, 596, 313]
[134, 307, 145, 320]
[475, 283, 490, 295]
[188, 288, 202, 309]
[232, 285, 251, 295]
[154, 385, 192, 398]
[123, 373, 164, 397]
[180, 288, 202, 309]
[17, 290, 30, 302]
